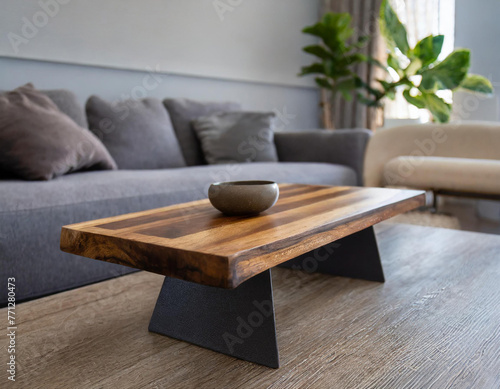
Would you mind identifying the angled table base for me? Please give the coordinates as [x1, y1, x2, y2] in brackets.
[149, 226, 385, 368]
[279, 226, 385, 282]
[149, 270, 280, 368]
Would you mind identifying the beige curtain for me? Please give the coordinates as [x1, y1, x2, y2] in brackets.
[321, 0, 384, 130]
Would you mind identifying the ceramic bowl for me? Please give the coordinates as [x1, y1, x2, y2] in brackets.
[208, 180, 279, 216]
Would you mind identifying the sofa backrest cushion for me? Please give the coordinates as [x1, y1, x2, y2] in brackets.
[0, 87, 87, 128]
[42, 89, 88, 128]
[192, 111, 278, 164]
[86, 96, 186, 170]
[0, 84, 117, 180]
[364, 122, 500, 187]
[163, 98, 241, 166]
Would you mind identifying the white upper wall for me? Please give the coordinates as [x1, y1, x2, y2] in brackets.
[0, 0, 317, 88]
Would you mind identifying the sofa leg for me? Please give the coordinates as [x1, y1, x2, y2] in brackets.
[431, 191, 439, 213]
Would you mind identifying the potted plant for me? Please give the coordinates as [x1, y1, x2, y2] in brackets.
[300, 0, 494, 126]
[361, 0, 494, 123]
[298, 12, 380, 129]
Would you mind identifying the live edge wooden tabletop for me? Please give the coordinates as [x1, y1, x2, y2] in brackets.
[61, 184, 425, 288]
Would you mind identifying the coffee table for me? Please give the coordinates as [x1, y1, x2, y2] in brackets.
[61, 184, 424, 368]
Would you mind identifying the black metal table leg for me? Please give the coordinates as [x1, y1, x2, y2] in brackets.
[149, 270, 280, 368]
[279, 226, 385, 282]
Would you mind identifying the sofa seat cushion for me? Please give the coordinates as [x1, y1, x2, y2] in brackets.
[383, 156, 500, 195]
[1, 162, 356, 213]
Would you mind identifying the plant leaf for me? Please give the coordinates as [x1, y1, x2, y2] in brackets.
[333, 78, 357, 93]
[379, 0, 410, 55]
[402, 89, 426, 108]
[422, 93, 452, 123]
[405, 58, 423, 76]
[413, 35, 444, 67]
[343, 53, 367, 65]
[315, 77, 333, 90]
[302, 23, 327, 38]
[302, 45, 333, 60]
[324, 59, 351, 78]
[299, 63, 325, 77]
[356, 93, 382, 107]
[402, 89, 451, 122]
[377, 79, 393, 90]
[323, 12, 354, 42]
[378, 80, 396, 99]
[302, 22, 344, 54]
[387, 53, 404, 77]
[303, 12, 355, 54]
[420, 49, 470, 91]
[460, 74, 494, 94]
[355, 76, 384, 99]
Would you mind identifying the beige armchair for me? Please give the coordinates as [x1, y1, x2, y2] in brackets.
[363, 122, 500, 200]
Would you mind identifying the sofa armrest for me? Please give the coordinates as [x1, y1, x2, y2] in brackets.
[274, 129, 372, 186]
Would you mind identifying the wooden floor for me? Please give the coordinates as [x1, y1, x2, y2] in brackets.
[2, 223, 500, 388]
[440, 199, 500, 235]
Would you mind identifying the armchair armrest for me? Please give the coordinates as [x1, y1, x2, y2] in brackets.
[274, 129, 372, 186]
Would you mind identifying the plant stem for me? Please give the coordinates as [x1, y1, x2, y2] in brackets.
[321, 89, 334, 129]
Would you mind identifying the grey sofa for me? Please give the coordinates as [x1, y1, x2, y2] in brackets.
[0, 89, 371, 305]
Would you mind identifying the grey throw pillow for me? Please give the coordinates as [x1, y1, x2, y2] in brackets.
[0, 84, 117, 181]
[192, 111, 279, 164]
[86, 96, 186, 169]
[163, 98, 241, 166]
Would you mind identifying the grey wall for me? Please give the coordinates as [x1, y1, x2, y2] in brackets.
[0, 0, 321, 131]
[454, 0, 500, 220]
[454, 0, 500, 121]
[0, 57, 320, 131]
[455, 0, 500, 84]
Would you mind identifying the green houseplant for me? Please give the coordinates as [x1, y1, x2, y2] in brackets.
[298, 12, 378, 129]
[300, 0, 494, 125]
[362, 0, 493, 123]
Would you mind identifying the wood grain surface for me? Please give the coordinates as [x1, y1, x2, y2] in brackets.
[4, 223, 500, 389]
[61, 184, 425, 288]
